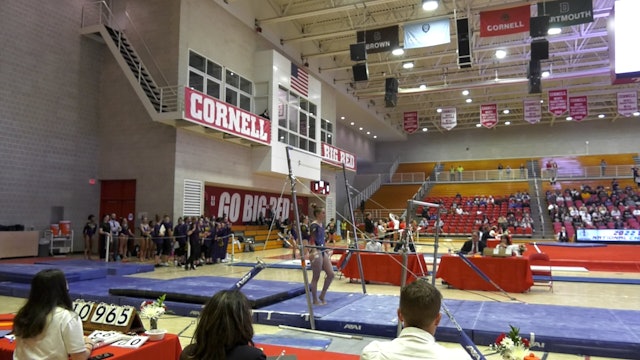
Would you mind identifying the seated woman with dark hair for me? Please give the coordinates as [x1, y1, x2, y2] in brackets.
[13, 269, 94, 360]
[181, 290, 266, 360]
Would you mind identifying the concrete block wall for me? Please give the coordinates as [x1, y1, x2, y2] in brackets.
[0, 0, 103, 239]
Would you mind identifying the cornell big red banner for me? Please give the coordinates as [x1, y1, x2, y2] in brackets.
[403, 111, 419, 134]
[569, 96, 588, 121]
[548, 89, 568, 116]
[480, 5, 530, 37]
[523, 99, 542, 124]
[204, 185, 309, 224]
[441, 107, 457, 130]
[480, 104, 498, 128]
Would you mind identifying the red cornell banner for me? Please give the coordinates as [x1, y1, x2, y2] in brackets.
[403, 111, 419, 134]
[569, 96, 588, 121]
[548, 89, 568, 116]
[480, 5, 530, 37]
[204, 185, 308, 224]
[480, 104, 498, 128]
[184, 87, 271, 145]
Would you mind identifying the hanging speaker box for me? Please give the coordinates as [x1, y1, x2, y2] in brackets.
[350, 43, 367, 62]
[530, 16, 549, 38]
[531, 39, 549, 60]
[352, 63, 369, 81]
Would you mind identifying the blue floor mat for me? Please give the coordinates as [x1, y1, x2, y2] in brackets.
[252, 334, 331, 351]
[535, 275, 640, 285]
[0, 264, 108, 283]
[109, 276, 306, 309]
[35, 259, 155, 276]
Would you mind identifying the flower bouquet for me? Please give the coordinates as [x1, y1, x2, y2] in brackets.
[518, 244, 527, 256]
[140, 294, 166, 330]
[490, 325, 531, 360]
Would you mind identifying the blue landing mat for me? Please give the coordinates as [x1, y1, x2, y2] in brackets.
[35, 259, 155, 276]
[254, 293, 640, 359]
[252, 335, 331, 351]
[109, 276, 306, 309]
[0, 264, 108, 283]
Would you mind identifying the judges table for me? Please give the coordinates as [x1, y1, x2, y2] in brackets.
[0, 314, 182, 360]
[260, 343, 359, 360]
[436, 255, 533, 293]
[339, 252, 428, 286]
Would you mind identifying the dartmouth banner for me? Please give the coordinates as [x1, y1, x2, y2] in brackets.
[538, 0, 593, 27]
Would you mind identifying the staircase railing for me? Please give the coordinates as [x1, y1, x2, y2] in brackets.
[80, 1, 179, 113]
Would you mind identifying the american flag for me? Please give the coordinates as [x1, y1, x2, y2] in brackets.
[290, 63, 309, 97]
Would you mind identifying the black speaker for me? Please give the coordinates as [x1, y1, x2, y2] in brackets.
[352, 63, 369, 81]
[350, 43, 367, 62]
[530, 16, 549, 38]
[531, 39, 549, 60]
[385, 78, 398, 94]
[528, 60, 542, 94]
[456, 18, 472, 68]
[384, 92, 397, 108]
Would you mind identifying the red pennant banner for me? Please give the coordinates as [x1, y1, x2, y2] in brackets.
[548, 89, 568, 116]
[441, 108, 457, 130]
[523, 99, 542, 124]
[480, 104, 498, 128]
[569, 96, 588, 121]
[403, 111, 419, 134]
[617, 91, 638, 117]
[479, 5, 530, 37]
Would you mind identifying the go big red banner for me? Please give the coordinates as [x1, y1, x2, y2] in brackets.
[204, 185, 309, 224]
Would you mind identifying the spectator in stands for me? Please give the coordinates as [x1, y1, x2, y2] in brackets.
[364, 213, 376, 239]
[13, 269, 94, 360]
[600, 159, 607, 176]
[633, 166, 640, 188]
[506, 165, 512, 179]
[460, 233, 485, 255]
[449, 166, 455, 181]
[519, 163, 526, 178]
[456, 165, 464, 181]
[181, 290, 266, 360]
[361, 280, 472, 360]
[497, 163, 504, 179]
[556, 226, 570, 242]
[613, 217, 625, 229]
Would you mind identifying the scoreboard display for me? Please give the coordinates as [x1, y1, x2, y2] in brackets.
[311, 180, 330, 195]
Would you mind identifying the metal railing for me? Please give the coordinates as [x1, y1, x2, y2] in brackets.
[433, 169, 530, 182]
[391, 172, 426, 183]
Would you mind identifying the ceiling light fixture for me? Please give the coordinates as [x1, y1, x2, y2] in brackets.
[422, 128, 428, 132]
[419, 84, 427, 90]
[548, 27, 562, 35]
[466, 98, 473, 103]
[495, 49, 507, 59]
[359, 127, 363, 130]
[392, 48, 404, 56]
[340, 116, 345, 120]
[436, 108, 442, 113]
[542, 71, 550, 78]
[402, 61, 414, 69]
[634, 112, 640, 116]
[462, 90, 469, 96]
[373, 135, 378, 139]
[422, 0, 439, 11]
[366, 131, 370, 135]
[598, 114, 605, 119]
[350, 121, 355, 126]
[476, 123, 482, 128]
[566, 116, 573, 121]
[503, 109, 510, 114]
[505, 121, 511, 125]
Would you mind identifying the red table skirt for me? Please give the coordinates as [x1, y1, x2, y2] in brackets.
[259, 343, 359, 360]
[436, 255, 533, 293]
[340, 252, 428, 286]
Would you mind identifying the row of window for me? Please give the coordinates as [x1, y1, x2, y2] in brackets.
[187, 50, 333, 151]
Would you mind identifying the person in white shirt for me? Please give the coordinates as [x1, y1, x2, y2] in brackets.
[361, 280, 471, 360]
[13, 269, 94, 360]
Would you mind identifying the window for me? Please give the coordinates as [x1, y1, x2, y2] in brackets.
[277, 86, 317, 153]
[187, 51, 253, 112]
[321, 118, 334, 145]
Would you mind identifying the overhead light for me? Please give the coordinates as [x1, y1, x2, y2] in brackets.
[359, 127, 363, 130]
[634, 112, 640, 116]
[476, 123, 482, 128]
[403, 61, 414, 69]
[422, 127, 428, 132]
[540, 99, 544, 103]
[548, 27, 562, 35]
[566, 116, 573, 121]
[542, 71, 550, 78]
[598, 114, 605, 119]
[373, 135, 378, 139]
[436, 108, 442, 113]
[495, 49, 507, 59]
[505, 121, 511, 125]
[366, 131, 370, 135]
[422, 0, 439, 11]
[350, 121, 355, 125]
[419, 84, 427, 90]
[503, 109, 510, 114]
[392, 48, 404, 56]
[462, 89, 469, 96]
[340, 116, 345, 120]
[466, 98, 473, 103]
